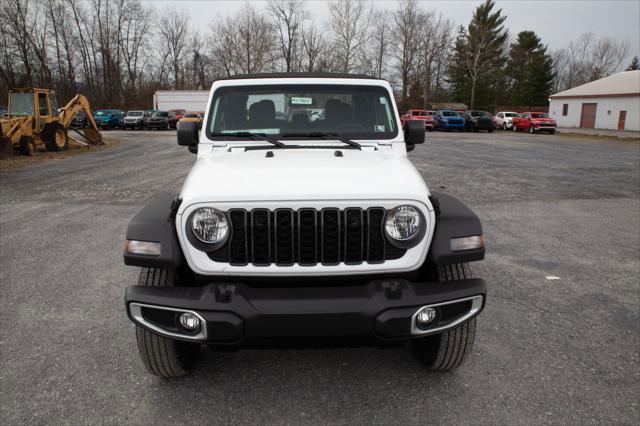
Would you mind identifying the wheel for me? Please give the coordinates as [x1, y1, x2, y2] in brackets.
[513, 124, 517, 132]
[411, 263, 477, 371]
[502, 123, 507, 130]
[134, 268, 200, 378]
[529, 125, 534, 134]
[19, 136, 35, 156]
[44, 125, 68, 152]
[550, 130, 555, 135]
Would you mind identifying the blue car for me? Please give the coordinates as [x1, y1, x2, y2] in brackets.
[434, 109, 465, 131]
[93, 109, 125, 130]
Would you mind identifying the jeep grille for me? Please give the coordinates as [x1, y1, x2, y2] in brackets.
[207, 208, 406, 266]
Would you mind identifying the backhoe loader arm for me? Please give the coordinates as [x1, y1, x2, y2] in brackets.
[59, 94, 100, 131]
[59, 94, 103, 145]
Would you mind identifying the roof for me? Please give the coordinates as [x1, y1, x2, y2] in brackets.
[550, 70, 640, 99]
[429, 102, 468, 110]
[214, 72, 381, 81]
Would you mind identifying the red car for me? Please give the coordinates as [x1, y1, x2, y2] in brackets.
[401, 109, 435, 131]
[512, 112, 556, 134]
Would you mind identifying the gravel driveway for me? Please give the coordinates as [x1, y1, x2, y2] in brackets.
[1, 130, 638, 424]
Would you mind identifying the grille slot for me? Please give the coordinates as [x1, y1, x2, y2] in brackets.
[208, 208, 406, 266]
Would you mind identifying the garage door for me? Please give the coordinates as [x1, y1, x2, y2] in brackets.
[580, 103, 597, 128]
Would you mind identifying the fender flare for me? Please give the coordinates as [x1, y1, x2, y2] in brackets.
[428, 192, 485, 265]
[123, 194, 184, 269]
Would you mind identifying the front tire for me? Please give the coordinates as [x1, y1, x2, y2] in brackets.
[134, 268, 200, 378]
[411, 263, 477, 371]
[45, 125, 68, 152]
[502, 123, 507, 130]
[529, 125, 534, 134]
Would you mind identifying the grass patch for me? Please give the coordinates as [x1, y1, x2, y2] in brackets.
[0, 137, 122, 172]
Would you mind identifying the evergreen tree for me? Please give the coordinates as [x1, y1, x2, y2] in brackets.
[447, 26, 471, 104]
[626, 55, 640, 71]
[506, 31, 555, 106]
[465, 0, 508, 109]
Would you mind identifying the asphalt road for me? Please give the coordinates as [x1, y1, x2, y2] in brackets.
[1, 130, 638, 425]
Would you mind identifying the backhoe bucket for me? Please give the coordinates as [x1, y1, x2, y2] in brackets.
[79, 128, 103, 145]
[0, 136, 13, 159]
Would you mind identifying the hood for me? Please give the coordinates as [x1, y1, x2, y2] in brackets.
[532, 117, 555, 123]
[179, 147, 430, 205]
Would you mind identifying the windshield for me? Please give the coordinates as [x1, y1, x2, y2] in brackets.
[184, 113, 199, 118]
[470, 111, 489, 117]
[207, 84, 397, 140]
[412, 110, 427, 116]
[95, 111, 110, 116]
[505, 112, 519, 117]
[441, 111, 457, 117]
[532, 113, 549, 118]
[9, 93, 34, 116]
[153, 111, 168, 118]
[128, 111, 143, 116]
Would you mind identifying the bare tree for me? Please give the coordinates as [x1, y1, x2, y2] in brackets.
[300, 22, 324, 72]
[391, 0, 424, 101]
[419, 12, 453, 107]
[327, 0, 371, 73]
[158, 7, 190, 89]
[368, 9, 392, 78]
[589, 37, 630, 80]
[267, 0, 307, 72]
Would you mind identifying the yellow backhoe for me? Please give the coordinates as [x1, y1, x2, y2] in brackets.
[0, 88, 103, 158]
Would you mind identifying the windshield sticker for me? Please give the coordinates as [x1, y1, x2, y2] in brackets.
[291, 97, 313, 105]
[375, 125, 386, 132]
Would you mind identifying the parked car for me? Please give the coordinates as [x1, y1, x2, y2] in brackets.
[123, 110, 149, 130]
[401, 109, 435, 131]
[146, 110, 171, 130]
[71, 111, 88, 128]
[168, 109, 185, 129]
[179, 111, 204, 129]
[512, 112, 556, 134]
[434, 109, 465, 131]
[93, 109, 125, 130]
[494, 111, 520, 130]
[463, 110, 494, 132]
[123, 73, 486, 378]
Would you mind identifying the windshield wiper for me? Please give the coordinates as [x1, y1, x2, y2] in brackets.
[282, 132, 362, 150]
[210, 131, 285, 147]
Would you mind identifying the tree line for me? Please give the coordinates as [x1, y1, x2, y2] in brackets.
[0, 0, 634, 112]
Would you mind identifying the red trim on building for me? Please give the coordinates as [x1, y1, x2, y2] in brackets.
[550, 92, 640, 99]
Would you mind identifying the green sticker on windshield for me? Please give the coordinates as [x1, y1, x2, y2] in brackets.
[291, 97, 313, 105]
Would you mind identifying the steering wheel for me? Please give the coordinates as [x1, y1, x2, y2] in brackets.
[335, 123, 366, 132]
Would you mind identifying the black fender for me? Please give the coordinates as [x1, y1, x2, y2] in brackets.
[123, 194, 184, 269]
[428, 192, 485, 265]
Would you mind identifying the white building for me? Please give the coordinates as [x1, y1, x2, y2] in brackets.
[549, 70, 640, 131]
[153, 90, 209, 112]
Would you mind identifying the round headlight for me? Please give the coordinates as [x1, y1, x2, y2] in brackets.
[190, 207, 229, 244]
[385, 206, 423, 245]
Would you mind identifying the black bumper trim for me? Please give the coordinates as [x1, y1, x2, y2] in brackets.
[125, 278, 486, 344]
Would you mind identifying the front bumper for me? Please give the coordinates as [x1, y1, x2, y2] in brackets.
[147, 121, 168, 128]
[441, 122, 465, 130]
[125, 278, 486, 345]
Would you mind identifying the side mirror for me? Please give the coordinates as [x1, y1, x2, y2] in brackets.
[177, 120, 199, 149]
[404, 119, 425, 150]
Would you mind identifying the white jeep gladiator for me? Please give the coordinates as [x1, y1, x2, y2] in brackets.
[124, 73, 486, 378]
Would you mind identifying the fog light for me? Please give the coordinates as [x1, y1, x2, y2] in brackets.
[416, 307, 438, 330]
[178, 312, 200, 331]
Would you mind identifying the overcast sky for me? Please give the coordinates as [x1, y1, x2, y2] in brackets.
[145, 0, 640, 61]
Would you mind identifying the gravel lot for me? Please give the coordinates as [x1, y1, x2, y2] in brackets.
[1, 130, 638, 425]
